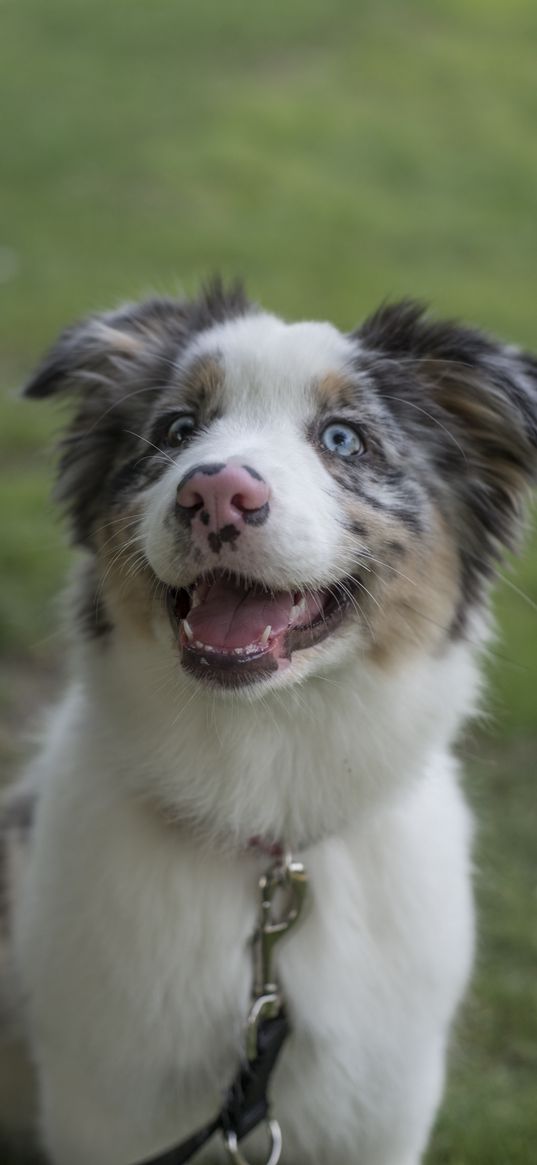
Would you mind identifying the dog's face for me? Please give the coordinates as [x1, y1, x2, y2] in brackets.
[26, 284, 537, 698]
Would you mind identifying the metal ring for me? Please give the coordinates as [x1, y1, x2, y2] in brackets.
[224, 1118, 282, 1165]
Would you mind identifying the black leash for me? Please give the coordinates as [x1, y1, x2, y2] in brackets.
[139, 1115, 221, 1165]
[138, 1011, 290, 1165]
[135, 855, 308, 1165]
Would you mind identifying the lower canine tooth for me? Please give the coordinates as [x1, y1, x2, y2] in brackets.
[260, 625, 272, 644]
[182, 619, 194, 642]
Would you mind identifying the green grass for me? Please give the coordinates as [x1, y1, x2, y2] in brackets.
[0, 1, 536, 1160]
[429, 738, 537, 1163]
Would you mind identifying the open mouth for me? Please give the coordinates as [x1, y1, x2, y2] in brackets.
[167, 571, 358, 688]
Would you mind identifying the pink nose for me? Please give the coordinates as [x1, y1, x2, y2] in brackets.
[176, 463, 271, 531]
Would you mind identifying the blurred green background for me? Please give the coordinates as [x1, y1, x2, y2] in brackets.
[1, 1, 536, 1161]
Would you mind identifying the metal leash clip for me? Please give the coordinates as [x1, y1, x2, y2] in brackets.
[246, 853, 308, 1062]
[223, 853, 308, 1165]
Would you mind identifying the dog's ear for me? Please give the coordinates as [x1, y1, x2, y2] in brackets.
[23, 280, 250, 401]
[23, 299, 197, 546]
[24, 304, 175, 401]
[356, 301, 537, 613]
[23, 282, 250, 546]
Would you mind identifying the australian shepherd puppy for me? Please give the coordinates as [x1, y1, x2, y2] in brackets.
[4, 283, 537, 1164]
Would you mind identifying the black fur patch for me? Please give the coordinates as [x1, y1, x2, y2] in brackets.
[348, 487, 424, 533]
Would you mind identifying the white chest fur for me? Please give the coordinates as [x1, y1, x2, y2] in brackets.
[15, 680, 474, 1165]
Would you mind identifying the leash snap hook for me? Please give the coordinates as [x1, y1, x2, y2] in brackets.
[255, 855, 308, 998]
[224, 1118, 283, 1165]
[246, 855, 308, 1061]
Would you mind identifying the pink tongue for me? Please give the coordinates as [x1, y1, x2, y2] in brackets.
[187, 578, 295, 649]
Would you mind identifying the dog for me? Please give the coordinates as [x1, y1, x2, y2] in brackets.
[3, 282, 537, 1164]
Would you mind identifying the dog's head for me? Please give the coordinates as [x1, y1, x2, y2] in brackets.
[25, 282, 537, 696]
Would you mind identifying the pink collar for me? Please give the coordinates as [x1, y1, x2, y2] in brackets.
[247, 835, 285, 860]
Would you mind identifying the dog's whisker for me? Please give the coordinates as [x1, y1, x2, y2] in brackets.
[361, 554, 419, 589]
[94, 520, 144, 554]
[335, 581, 376, 639]
[93, 513, 144, 537]
[94, 541, 147, 602]
[380, 394, 467, 461]
[87, 382, 183, 434]
[350, 578, 382, 614]
[497, 571, 537, 616]
[122, 429, 179, 469]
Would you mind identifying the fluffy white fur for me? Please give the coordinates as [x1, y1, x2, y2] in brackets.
[12, 309, 485, 1164]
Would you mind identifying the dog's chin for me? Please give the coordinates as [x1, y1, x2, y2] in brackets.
[163, 570, 360, 692]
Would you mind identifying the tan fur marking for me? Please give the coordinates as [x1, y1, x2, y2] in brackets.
[369, 513, 459, 667]
[316, 373, 355, 412]
[182, 355, 225, 414]
[93, 322, 144, 356]
[343, 496, 460, 668]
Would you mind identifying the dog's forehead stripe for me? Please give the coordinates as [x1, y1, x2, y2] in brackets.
[187, 312, 357, 419]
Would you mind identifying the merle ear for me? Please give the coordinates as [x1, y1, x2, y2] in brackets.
[23, 298, 196, 400]
[23, 298, 200, 546]
[356, 301, 537, 611]
[23, 282, 251, 547]
[23, 280, 250, 401]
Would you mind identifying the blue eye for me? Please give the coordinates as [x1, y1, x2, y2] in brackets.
[165, 415, 196, 447]
[320, 422, 364, 457]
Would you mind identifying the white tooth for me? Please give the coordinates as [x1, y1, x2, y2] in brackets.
[195, 640, 205, 649]
[260, 625, 272, 644]
[191, 591, 201, 608]
[182, 619, 194, 642]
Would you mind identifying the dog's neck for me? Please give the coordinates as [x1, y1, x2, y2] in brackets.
[79, 625, 481, 850]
